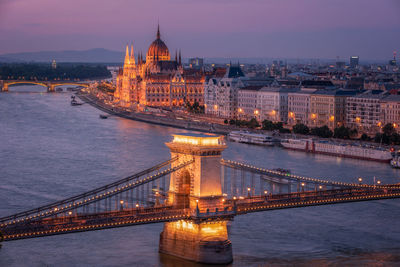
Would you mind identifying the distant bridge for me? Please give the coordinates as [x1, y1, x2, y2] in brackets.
[1, 134, 399, 264]
[0, 80, 89, 92]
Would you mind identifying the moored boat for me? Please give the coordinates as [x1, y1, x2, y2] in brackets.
[228, 131, 276, 146]
[281, 138, 392, 162]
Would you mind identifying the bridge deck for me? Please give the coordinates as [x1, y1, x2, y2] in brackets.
[2, 187, 399, 242]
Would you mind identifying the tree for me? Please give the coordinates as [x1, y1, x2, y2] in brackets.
[261, 120, 283, 131]
[224, 119, 228, 124]
[360, 133, 370, 141]
[374, 133, 390, 144]
[383, 123, 395, 136]
[349, 128, 358, 138]
[248, 118, 260, 129]
[310, 126, 333, 138]
[334, 126, 351, 139]
[293, 123, 309, 135]
[279, 128, 291, 133]
[262, 120, 275, 130]
[390, 133, 400, 145]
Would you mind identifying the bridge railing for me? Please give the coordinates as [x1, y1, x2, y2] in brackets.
[0, 157, 194, 227]
[221, 159, 400, 193]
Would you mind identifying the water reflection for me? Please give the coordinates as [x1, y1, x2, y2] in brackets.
[0, 87, 399, 266]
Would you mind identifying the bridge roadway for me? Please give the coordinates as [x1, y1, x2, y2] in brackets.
[0, 157, 190, 227]
[2, 186, 400, 242]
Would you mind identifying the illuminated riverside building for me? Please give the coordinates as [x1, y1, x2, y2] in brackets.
[346, 90, 388, 133]
[204, 64, 273, 119]
[309, 90, 356, 130]
[237, 87, 297, 122]
[113, 25, 205, 109]
[380, 95, 400, 131]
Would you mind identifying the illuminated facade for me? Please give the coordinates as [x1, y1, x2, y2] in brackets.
[346, 91, 387, 132]
[159, 133, 233, 264]
[113, 25, 205, 108]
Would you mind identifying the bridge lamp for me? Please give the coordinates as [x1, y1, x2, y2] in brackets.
[319, 185, 323, 190]
[222, 199, 225, 203]
[358, 177, 363, 184]
[264, 190, 268, 195]
[120, 200, 124, 205]
[68, 211, 72, 216]
[136, 204, 139, 208]
[247, 187, 251, 192]
[301, 183, 305, 187]
[377, 180, 381, 185]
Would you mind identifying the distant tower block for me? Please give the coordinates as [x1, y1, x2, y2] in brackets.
[159, 133, 233, 264]
[51, 59, 57, 69]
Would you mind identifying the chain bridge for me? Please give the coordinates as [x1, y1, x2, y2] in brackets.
[0, 80, 89, 92]
[1, 133, 399, 264]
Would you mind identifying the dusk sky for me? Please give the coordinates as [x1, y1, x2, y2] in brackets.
[1, 0, 399, 60]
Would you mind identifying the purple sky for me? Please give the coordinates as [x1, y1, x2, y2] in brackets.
[1, 0, 399, 60]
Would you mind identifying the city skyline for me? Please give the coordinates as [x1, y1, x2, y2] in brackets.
[1, 0, 399, 60]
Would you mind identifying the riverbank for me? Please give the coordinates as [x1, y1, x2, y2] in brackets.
[77, 92, 239, 135]
[77, 92, 395, 153]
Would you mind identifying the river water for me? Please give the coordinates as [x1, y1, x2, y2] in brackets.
[1, 86, 400, 267]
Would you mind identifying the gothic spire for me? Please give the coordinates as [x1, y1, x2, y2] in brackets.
[124, 44, 130, 64]
[178, 49, 182, 65]
[130, 43, 135, 65]
[175, 50, 178, 62]
[157, 23, 160, 39]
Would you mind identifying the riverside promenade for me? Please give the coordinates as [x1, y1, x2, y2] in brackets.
[77, 92, 237, 134]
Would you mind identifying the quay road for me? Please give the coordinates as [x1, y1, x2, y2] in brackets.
[2, 186, 400, 242]
[77, 92, 395, 153]
[77, 92, 242, 135]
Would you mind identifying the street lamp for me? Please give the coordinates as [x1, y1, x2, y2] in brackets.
[358, 177, 363, 184]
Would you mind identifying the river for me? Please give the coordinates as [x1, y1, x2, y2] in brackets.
[1, 86, 400, 266]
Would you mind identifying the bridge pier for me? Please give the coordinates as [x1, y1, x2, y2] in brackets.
[1, 81, 8, 92]
[47, 85, 55, 92]
[160, 134, 233, 264]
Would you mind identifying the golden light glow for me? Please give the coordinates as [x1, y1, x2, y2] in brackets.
[270, 110, 276, 115]
[254, 109, 259, 115]
[201, 225, 224, 235]
[214, 105, 218, 110]
[311, 113, 317, 119]
[172, 135, 221, 146]
[393, 123, 398, 128]
[377, 122, 382, 127]
[355, 117, 361, 123]
[329, 115, 334, 122]
[289, 112, 295, 118]
[238, 108, 243, 113]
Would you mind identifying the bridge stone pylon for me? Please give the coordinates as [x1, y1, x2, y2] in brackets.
[159, 133, 233, 264]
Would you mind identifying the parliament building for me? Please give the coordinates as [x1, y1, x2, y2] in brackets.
[114, 25, 205, 109]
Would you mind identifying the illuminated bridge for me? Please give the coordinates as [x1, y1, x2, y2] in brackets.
[0, 80, 89, 92]
[1, 134, 399, 264]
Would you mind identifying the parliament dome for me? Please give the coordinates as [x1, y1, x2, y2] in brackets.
[146, 25, 170, 62]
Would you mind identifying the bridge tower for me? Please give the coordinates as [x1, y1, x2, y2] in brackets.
[159, 133, 233, 264]
[1, 81, 8, 92]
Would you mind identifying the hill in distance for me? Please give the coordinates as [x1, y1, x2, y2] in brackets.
[0, 48, 124, 63]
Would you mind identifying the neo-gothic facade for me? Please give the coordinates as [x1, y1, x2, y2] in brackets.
[114, 25, 205, 108]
